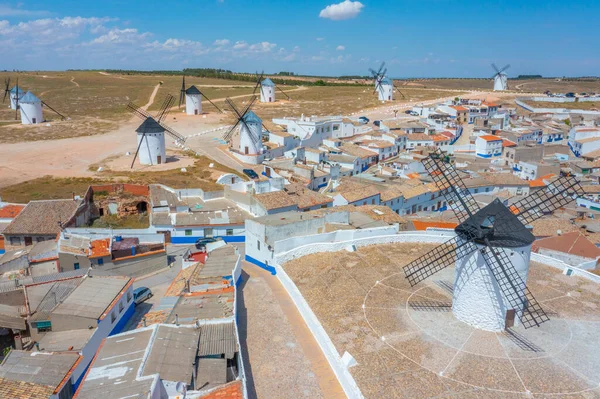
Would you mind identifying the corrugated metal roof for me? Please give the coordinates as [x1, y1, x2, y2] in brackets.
[197, 246, 238, 278]
[142, 325, 200, 383]
[199, 322, 237, 358]
[0, 350, 79, 389]
[0, 304, 25, 330]
[37, 329, 94, 352]
[51, 276, 130, 320]
[30, 279, 81, 322]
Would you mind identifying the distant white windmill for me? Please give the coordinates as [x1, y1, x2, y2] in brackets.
[253, 71, 290, 103]
[369, 62, 405, 102]
[491, 63, 510, 91]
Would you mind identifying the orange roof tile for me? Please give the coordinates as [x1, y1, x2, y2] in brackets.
[432, 134, 449, 142]
[533, 231, 600, 259]
[200, 381, 243, 399]
[502, 139, 517, 148]
[411, 220, 458, 231]
[482, 102, 499, 107]
[406, 172, 420, 179]
[478, 135, 502, 142]
[0, 204, 25, 219]
[451, 105, 468, 111]
[89, 238, 110, 258]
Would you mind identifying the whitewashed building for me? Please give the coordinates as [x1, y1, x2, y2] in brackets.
[475, 135, 503, 158]
[135, 117, 167, 165]
[19, 91, 43, 125]
[9, 85, 24, 110]
[260, 78, 276, 103]
[184, 85, 202, 115]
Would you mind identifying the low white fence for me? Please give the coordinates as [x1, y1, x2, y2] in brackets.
[516, 98, 600, 116]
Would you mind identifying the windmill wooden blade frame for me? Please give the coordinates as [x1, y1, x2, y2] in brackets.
[404, 236, 478, 286]
[422, 153, 481, 225]
[481, 238, 549, 328]
[41, 101, 67, 120]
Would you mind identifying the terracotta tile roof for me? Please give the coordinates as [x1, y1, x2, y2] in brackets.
[89, 238, 110, 258]
[477, 172, 529, 186]
[432, 134, 449, 143]
[3, 200, 81, 235]
[405, 172, 421, 179]
[530, 218, 580, 237]
[582, 184, 600, 194]
[0, 377, 55, 399]
[200, 380, 243, 399]
[284, 184, 333, 209]
[440, 131, 454, 139]
[411, 220, 458, 230]
[359, 140, 395, 149]
[400, 182, 440, 199]
[533, 231, 600, 259]
[339, 144, 378, 159]
[478, 135, 502, 142]
[482, 101, 499, 107]
[502, 139, 517, 147]
[0, 204, 25, 219]
[340, 186, 381, 203]
[254, 191, 297, 211]
[451, 105, 468, 111]
[406, 133, 432, 142]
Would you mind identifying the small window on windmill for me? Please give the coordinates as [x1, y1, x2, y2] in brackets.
[481, 216, 495, 229]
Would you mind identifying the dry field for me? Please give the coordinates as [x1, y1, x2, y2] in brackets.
[407, 78, 600, 94]
[282, 242, 600, 398]
[0, 155, 242, 203]
[524, 100, 600, 110]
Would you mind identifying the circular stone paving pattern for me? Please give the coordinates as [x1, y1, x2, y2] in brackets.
[363, 265, 600, 396]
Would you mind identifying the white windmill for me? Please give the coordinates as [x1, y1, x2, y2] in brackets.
[492, 63, 510, 91]
[223, 96, 265, 156]
[403, 151, 583, 331]
[3, 78, 24, 111]
[19, 92, 44, 125]
[369, 62, 405, 102]
[127, 94, 187, 168]
[253, 71, 290, 103]
[178, 76, 223, 115]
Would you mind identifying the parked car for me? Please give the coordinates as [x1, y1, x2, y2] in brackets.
[133, 287, 153, 304]
[243, 169, 259, 179]
[409, 111, 419, 116]
[358, 116, 369, 124]
[195, 237, 222, 250]
[566, 92, 575, 98]
[373, 120, 381, 127]
[404, 110, 413, 114]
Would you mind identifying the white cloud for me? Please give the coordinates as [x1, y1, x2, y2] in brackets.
[91, 28, 149, 45]
[248, 41, 276, 53]
[316, 37, 324, 41]
[232, 40, 247, 49]
[336, 45, 345, 51]
[293, 45, 300, 52]
[319, 0, 364, 21]
[0, 3, 50, 17]
[213, 39, 229, 46]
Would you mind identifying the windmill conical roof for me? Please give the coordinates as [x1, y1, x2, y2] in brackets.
[261, 78, 275, 87]
[10, 86, 24, 95]
[19, 91, 41, 104]
[243, 110, 262, 124]
[136, 117, 165, 134]
[380, 76, 393, 85]
[185, 85, 201, 95]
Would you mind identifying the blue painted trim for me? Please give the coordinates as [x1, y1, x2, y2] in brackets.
[476, 153, 492, 158]
[245, 254, 276, 275]
[317, 182, 327, 188]
[0, 250, 4, 255]
[235, 274, 243, 287]
[171, 235, 245, 244]
[109, 301, 135, 336]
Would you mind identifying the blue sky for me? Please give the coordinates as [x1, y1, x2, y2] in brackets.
[1, 0, 599, 77]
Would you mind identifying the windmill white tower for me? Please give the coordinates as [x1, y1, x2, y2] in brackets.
[178, 76, 222, 115]
[403, 151, 583, 331]
[492, 63, 510, 91]
[127, 94, 187, 168]
[377, 76, 394, 101]
[369, 62, 405, 102]
[260, 78, 276, 103]
[2, 78, 23, 111]
[185, 85, 202, 115]
[19, 91, 43, 125]
[135, 117, 167, 165]
[223, 96, 265, 157]
[253, 72, 290, 103]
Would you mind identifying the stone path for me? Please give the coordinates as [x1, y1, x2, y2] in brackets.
[237, 263, 346, 399]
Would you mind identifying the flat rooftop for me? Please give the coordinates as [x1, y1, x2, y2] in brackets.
[283, 242, 600, 398]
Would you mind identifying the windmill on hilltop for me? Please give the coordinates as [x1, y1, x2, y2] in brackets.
[253, 71, 289, 103]
[223, 96, 266, 158]
[403, 151, 583, 331]
[3, 77, 66, 124]
[178, 75, 223, 115]
[369, 62, 405, 102]
[492, 63, 510, 91]
[127, 94, 186, 168]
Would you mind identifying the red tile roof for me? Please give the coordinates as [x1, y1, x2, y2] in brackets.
[502, 139, 517, 148]
[533, 231, 600, 259]
[0, 204, 25, 219]
[200, 381, 243, 399]
[89, 238, 110, 258]
[411, 221, 458, 230]
[478, 135, 502, 142]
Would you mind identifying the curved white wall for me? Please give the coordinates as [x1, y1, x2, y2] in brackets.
[239, 122, 263, 155]
[378, 84, 393, 101]
[260, 86, 275, 103]
[453, 241, 531, 331]
[494, 75, 507, 91]
[185, 93, 202, 115]
[137, 132, 167, 165]
[20, 102, 43, 124]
